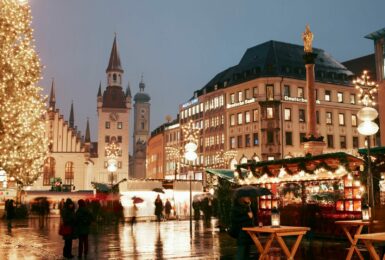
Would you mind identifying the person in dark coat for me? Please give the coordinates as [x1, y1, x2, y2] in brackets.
[230, 196, 256, 260]
[5, 199, 15, 230]
[164, 199, 172, 220]
[154, 195, 163, 222]
[61, 198, 76, 259]
[75, 199, 93, 258]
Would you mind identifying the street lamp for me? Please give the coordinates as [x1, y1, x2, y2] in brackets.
[182, 120, 200, 239]
[355, 70, 379, 218]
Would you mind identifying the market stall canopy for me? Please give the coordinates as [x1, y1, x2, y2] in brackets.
[235, 152, 363, 184]
[358, 146, 385, 155]
[205, 168, 248, 182]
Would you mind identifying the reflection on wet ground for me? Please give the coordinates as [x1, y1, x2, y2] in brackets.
[0, 218, 372, 259]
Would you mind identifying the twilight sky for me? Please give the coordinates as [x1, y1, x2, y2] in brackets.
[30, 0, 384, 142]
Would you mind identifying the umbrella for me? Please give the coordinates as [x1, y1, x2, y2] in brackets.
[152, 188, 165, 193]
[132, 196, 144, 204]
[234, 185, 272, 198]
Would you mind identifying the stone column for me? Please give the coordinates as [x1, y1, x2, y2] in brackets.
[305, 61, 317, 138]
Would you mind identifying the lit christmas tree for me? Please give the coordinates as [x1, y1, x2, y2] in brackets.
[0, 0, 48, 187]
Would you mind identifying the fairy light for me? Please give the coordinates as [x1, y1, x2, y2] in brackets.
[0, 0, 48, 186]
[353, 70, 378, 107]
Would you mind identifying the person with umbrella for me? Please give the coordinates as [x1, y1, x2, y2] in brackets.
[231, 186, 270, 260]
[154, 195, 164, 222]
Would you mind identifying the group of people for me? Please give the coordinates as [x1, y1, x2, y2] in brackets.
[154, 195, 173, 221]
[60, 198, 93, 259]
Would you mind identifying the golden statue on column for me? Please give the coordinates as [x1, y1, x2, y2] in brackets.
[302, 24, 313, 53]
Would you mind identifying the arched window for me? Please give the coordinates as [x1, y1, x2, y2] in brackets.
[113, 73, 117, 82]
[230, 158, 238, 170]
[43, 157, 55, 186]
[65, 162, 74, 185]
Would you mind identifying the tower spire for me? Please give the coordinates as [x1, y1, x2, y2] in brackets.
[97, 81, 102, 97]
[49, 78, 56, 110]
[106, 34, 123, 73]
[139, 73, 145, 92]
[85, 117, 90, 143]
[126, 82, 132, 97]
[69, 101, 74, 128]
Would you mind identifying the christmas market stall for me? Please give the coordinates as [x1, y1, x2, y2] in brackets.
[208, 152, 364, 236]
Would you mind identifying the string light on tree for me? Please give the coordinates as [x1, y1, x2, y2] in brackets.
[0, 0, 48, 187]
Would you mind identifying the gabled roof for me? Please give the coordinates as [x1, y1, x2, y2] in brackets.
[197, 40, 353, 97]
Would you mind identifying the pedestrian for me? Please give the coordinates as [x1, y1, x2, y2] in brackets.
[60, 198, 76, 259]
[131, 203, 138, 228]
[43, 198, 50, 226]
[75, 199, 93, 258]
[154, 195, 163, 222]
[59, 198, 65, 215]
[5, 199, 15, 230]
[230, 196, 256, 260]
[164, 199, 172, 220]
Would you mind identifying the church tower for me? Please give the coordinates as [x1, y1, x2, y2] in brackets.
[131, 76, 151, 178]
[96, 35, 131, 185]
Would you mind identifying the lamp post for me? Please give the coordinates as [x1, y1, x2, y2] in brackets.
[355, 70, 379, 218]
[182, 120, 200, 239]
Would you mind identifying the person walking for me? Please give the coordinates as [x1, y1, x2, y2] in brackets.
[154, 195, 163, 222]
[60, 198, 76, 259]
[164, 199, 172, 220]
[75, 199, 93, 258]
[230, 196, 256, 260]
[5, 199, 15, 230]
[131, 203, 138, 228]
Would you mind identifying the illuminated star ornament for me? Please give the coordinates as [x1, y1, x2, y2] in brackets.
[353, 70, 378, 107]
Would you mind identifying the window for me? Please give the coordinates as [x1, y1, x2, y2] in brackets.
[326, 112, 332, 125]
[113, 73, 117, 82]
[283, 85, 290, 97]
[65, 161, 74, 185]
[117, 136, 122, 143]
[266, 85, 274, 100]
[350, 94, 356, 104]
[253, 87, 258, 97]
[230, 137, 236, 149]
[316, 111, 320, 124]
[245, 89, 250, 99]
[267, 107, 274, 119]
[237, 113, 243, 125]
[237, 135, 243, 148]
[325, 90, 331, 101]
[230, 93, 235, 104]
[327, 135, 334, 148]
[230, 114, 235, 126]
[315, 89, 318, 100]
[117, 122, 123, 129]
[351, 115, 357, 127]
[297, 87, 304, 98]
[245, 134, 251, 147]
[253, 133, 259, 146]
[238, 91, 243, 102]
[340, 136, 347, 149]
[284, 108, 291, 121]
[267, 131, 274, 144]
[141, 122, 145, 130]
[339, 113, 345, 126]
[353, 136, 359, 149]
[285, 132, 293, 145]
[43, 157, 55, 186]
[300, 133, 306, 143]
[337, 92, 343, 103]
[118, 161, 122, 169]
[253, 109, 259, 122]
[245, 111, 251, 123]
[299, 109, 305, 122]
[105, 121, 110, 129]
[105, 135, 110, 143]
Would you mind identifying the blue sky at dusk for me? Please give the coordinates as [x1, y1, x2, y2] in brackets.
[30, 0, 384, 141]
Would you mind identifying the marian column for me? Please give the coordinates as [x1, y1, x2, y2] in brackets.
[302, 25, 325, 155]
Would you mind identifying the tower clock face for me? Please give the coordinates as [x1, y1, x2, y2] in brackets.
[109, 112, 119, 121]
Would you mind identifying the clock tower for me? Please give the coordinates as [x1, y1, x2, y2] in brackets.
[97, 35, 132, 185]
[131, 76, 151, 179]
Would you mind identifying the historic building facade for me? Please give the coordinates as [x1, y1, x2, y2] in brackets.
[31, 36, 150, 191]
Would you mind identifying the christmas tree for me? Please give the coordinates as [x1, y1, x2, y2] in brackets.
[0, 0, 48, 187]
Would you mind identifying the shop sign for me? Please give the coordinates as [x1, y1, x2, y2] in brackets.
[226, 98, 256, 109]
[284, 96, 320, 104]
[181, 98, 198, 109]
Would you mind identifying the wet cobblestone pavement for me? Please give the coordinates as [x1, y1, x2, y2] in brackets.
[0, 218, 373, 259]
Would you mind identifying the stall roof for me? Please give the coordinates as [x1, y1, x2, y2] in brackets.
[358, 146, 385, 155]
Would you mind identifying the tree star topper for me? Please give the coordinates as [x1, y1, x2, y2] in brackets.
[302, 24, 314, 53]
